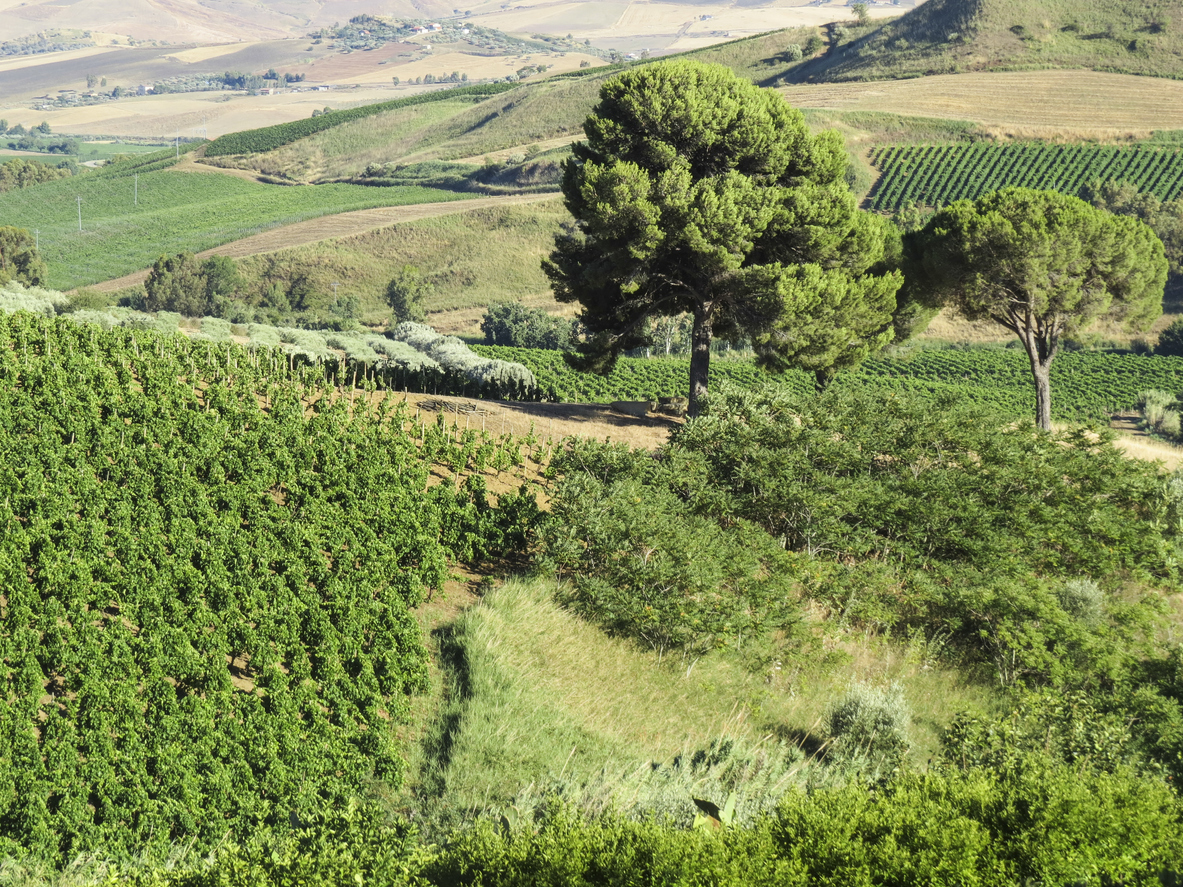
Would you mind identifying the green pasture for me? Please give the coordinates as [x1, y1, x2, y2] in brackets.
[0, 168, 471, 289]
[78, 141, 172, 160]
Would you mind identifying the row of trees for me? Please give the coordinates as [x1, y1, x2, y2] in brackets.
[546, 61, 1169, 427]
[392, 72, 469, 85]
[0, 156, 72, 192]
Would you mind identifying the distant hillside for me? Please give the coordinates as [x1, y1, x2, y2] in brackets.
[198, 29, 823, 181]
[798, 0, 1183, 82]
[0, 0, 447, 44]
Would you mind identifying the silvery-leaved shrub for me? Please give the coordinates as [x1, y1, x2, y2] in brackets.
[826, 682, 911, 777]
[1057, 578, 1104, 624]
[390, 321, 536, 397]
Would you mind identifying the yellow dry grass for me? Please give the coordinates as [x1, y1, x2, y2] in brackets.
[452, 132, 581, 164]
[0, 0, 292, 44]
[6, 85, 414, 139]
[465, 0, 894, 52]
[780, 71, 1183, 135]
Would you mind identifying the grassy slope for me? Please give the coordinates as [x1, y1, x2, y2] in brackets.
[799, 0, 1183, 82]
[0, 166, 471, 290]
[207, 98, 490, 183]
[404, 577, 996, 818]
[233, 198, 566, 326]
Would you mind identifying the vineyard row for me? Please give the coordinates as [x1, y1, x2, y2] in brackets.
[869, 142, 1183, 211]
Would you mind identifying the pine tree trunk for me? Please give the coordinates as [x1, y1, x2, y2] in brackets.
[1017, 328, 1057, 432]
[688, 302, 714, 418]
[1031, 357, 1053, 432]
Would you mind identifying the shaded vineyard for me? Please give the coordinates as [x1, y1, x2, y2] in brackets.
[476, 344, 1183, 422]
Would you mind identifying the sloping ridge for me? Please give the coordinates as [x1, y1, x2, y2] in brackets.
[799, 0, 1183, 82]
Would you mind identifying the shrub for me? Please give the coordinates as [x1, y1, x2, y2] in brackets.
[539, 472, 802, 665]
[825, 682, 911, 775]
[481, 301, 574, 350]
[1058, 578, 1105, 623]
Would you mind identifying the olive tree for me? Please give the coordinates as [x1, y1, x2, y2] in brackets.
[0, 226, 46, 287]
[543, 60, 902, 416]
[385, 265, 430, 325]
[908, 188, 1167, 430]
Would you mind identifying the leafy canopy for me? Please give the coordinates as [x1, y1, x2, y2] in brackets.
[907, 187, 1166, 428]
[0, 226, 46, 287]
[544, 60, 902, 413]
[385, 264, 430, 325]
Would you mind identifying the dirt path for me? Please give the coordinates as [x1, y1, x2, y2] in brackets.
[379, 390, 681, 452]
[84, 192, 555, 294]
[1110, 413, 1183, 471]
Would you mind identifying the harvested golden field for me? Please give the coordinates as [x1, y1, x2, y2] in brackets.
[341, 49, 605, 85]
[5, 85, 428, 139]
[467, 0, 908, 53]
[780, 71, 1183, 137]
[0, 0, 290, 43]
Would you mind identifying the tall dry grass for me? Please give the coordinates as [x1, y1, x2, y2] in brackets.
[404, 577, 998, 826]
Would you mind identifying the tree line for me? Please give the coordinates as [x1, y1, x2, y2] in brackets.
[546, 60, 1169, 427]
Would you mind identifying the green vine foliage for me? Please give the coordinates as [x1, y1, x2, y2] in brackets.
[0, 313, 537, 863]
[543, 383, 1180, 692]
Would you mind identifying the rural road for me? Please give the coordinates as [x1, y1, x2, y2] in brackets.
[85, 192, 556, 293]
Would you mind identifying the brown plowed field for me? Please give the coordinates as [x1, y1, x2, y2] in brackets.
[86, 192, 555, 293]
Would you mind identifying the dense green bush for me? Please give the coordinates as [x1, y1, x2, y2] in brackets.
[481, 302, 574, 350]
[430, 763, 1183, 885]
[538, 468, 802, 664]
[1159, 318, 1183, 356]
[543, 385, 1177, 688]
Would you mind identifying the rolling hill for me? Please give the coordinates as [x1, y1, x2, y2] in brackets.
[0, 0, 444, 44]
[796, 0, 1183, 82]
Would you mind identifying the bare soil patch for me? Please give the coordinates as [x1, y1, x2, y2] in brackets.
[388, 390, 680, 451]
[1109, 412, 1183, 471]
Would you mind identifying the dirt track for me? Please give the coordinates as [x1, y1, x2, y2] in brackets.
[85, 192, 555, 293]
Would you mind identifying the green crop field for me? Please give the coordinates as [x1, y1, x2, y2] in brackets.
[0, 165, 471, 290]
[475, 344, 1183, 422]
[870, 142, 1183, 211]
[78, 141, 173, 160]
